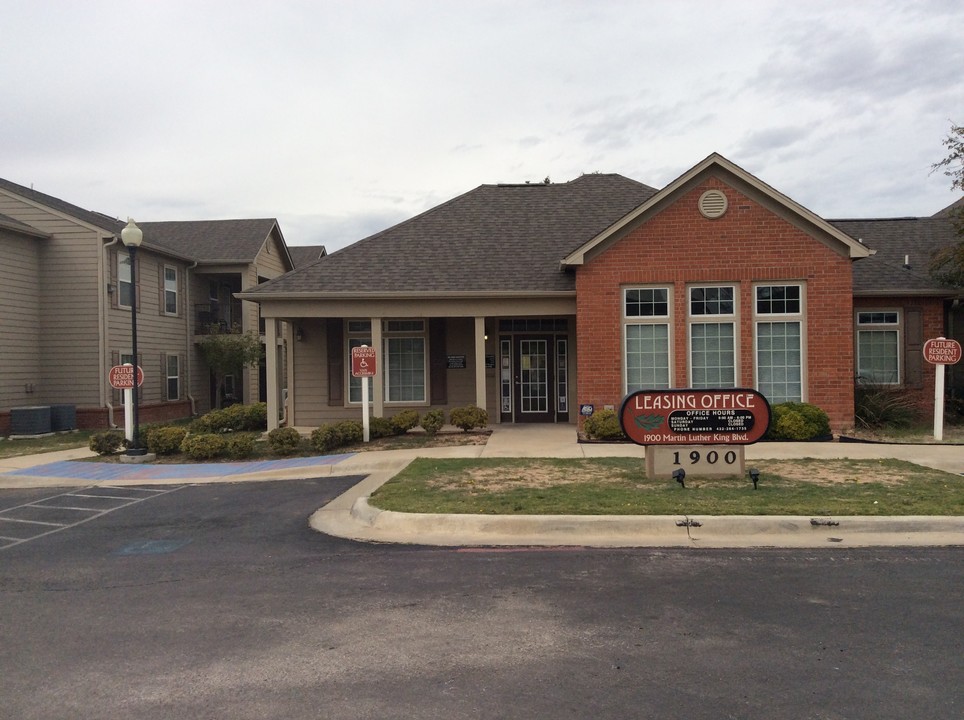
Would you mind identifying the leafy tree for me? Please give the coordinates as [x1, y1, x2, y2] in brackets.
[930, 122, 964, 285]
[198, 324, 263, 409]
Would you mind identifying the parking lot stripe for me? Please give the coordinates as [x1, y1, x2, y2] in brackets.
[0, 484, 187, 550]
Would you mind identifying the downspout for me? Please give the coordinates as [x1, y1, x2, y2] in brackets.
[185, 261, 198, 416]
[101, 235, 120, 428]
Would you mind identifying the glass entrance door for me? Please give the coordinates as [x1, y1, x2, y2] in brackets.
[514, 336, 554, 422]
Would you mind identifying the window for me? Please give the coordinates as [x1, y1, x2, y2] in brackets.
[384, 321, 426, 403]
[166, 355, 179, 400]
[755, 284, 805, 404]
[164, 266, 178, 315]
[118, 254, 133, 308]
[624, 287, 672, 392]
[689, 285, 736, 388]
[856, 311, 900, 384]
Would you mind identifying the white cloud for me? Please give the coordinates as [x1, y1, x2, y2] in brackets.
[1, 0, 961, 250]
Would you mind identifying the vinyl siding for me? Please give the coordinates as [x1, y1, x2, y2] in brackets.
[0, 229, 43, 409]
[0, 193, 102, 406]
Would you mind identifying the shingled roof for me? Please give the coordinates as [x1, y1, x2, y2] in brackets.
[288, 244, 328, 267]
[248, 174, 658, 296]
[830, 216, 961, 296]
[0, 177, 124, 234]
[138, 219, 285, 264]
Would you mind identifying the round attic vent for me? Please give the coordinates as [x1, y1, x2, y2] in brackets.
[699, 189, 728, 219]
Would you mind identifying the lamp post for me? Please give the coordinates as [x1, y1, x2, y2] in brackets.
[121, 219, 146, 456]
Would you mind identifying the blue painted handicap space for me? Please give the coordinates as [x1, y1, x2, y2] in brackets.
[2, 453, 357, 482]
[116, 539, 193, 556]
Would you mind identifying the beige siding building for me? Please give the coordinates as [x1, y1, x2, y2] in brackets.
[0, 179, 295, 435]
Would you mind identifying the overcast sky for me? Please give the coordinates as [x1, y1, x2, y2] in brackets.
[3, 0, 962, 252]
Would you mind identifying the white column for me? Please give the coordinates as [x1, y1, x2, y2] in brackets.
[475, 316, 487, 409]
[371, 317, 384, 417]
[265, 318, 279, 431]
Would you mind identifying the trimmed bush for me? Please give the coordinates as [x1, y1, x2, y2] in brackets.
[190, 402, 267, 434]
[449, 405, 488, 432]
[243, 402, 268, 430]
[390, 410, 420, 435]
[583, 408, 625, 441]
[420, 409, 445, 436]
[267, 427, 302, 455]
[766, 402, 831, 441]
[180, 433, 227, 460]
[145, 426, 188, 455]
[224, 433, 256, 459]
[369, 416, 394, 439]
[310, 420, 364, 453]
[89, 430, 124, 455]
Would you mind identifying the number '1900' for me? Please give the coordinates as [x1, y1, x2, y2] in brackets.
[673, 450, 737, 465]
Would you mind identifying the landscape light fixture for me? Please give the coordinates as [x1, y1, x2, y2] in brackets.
[120, 219, 145, 456]
[672, 468, 686, 488]
[748, 467, 760, 490]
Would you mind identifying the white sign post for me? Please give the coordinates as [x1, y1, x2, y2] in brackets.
[124, 387, 134, 444]
[922, 337, 963, 442]
[351, 345, 377, 443]
[108, 363, 144, 445]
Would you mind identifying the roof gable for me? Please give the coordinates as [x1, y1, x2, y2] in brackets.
[0, 176, 125, 235]
[138, 218, 290, 266]
[562, 153, 871, 265]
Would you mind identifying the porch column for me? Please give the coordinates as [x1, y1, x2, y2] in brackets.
[371, 317, 384, 417]
[265, 318, 280, 431]
[474, 316, 487, 409]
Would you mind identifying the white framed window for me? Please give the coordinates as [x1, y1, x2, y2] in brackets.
[623, 287, 672, 392]
[688, 285, 736, 388]
[163, 266, 178, 315]
[383, 320, 426, 403]
[856, 311, 900, 384]
[118, 254, 133, 308]
[755, 283, 805, 404]
[166, 355, 179, 400]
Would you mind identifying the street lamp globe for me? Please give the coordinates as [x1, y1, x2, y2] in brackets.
[121, 218, 143, 248]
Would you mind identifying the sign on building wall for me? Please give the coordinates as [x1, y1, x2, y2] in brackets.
[619, 389, 771, 446]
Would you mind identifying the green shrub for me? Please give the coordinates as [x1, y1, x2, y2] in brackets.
[369, 416, 394, 439]
[267, 427, 303, 455]
[243, 402, 268, 430]
[145, 426, 188, 455]
[224, 433, 256, 459]
[583, 408, 625, 440]
[89, 430, 124, 455]
[420, 409, 445, 436]
[854, 383, 921, 429]
[390, 409, 420, 435]
[180, 433, 227, 460]
[190, 408, 226, 434]
[766, 402, 831, 440]
[334, 420, 363, 445]
[310, 424, 340, 453]
[449, 405, 488, 432]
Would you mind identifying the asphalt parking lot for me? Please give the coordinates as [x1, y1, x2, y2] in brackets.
[1, 477, 962, 719]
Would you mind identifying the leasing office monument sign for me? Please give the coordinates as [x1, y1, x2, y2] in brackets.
[619, 389, 771, 478]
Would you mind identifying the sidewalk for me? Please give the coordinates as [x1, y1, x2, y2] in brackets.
[2, 426, 962, 548]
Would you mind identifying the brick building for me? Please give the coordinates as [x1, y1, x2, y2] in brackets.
[241, 154, 963, 434]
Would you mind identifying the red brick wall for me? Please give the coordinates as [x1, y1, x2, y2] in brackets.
[0, 401, 193, 437]
[575, 177, 857, 433]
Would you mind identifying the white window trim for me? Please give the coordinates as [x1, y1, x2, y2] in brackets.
[118, 254, 133, 310]
[753, 282, 807, 403]
[383, 330, 427, 405]
[163, 265, 179, 316]
[687, 284, 739, 388]
[622, 285, 673, 394]
[166, 355, 180, 401]
[855, 309, 902, 386]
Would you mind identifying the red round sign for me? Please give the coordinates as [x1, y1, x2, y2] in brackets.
[619, 388, 772, 446]
[922, 337, 962, 366]
[108, 364, 144, 389]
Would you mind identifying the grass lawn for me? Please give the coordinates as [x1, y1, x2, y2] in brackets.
[370, 457, 964, 516]
[0, 431, 97, 459]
